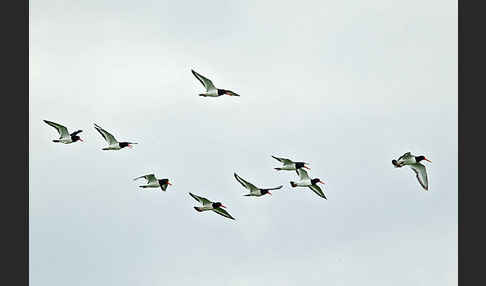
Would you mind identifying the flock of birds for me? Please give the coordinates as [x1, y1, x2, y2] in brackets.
[43, 69, 432, 221]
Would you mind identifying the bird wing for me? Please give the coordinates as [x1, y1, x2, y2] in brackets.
[191, 69, 216, 91]
[398, 152, 412, 161]
[225, 90, 240, 96]
[297, 168, 311, 181]
[212, 208, 235, 220]
[410, 163, 428, 191]
[271, 155, 293, 165]
[234, 173, 259, 192]
[189, 192, 212, 205]
[261, 185, 284, 191]
[44, 120, 70, 139]
[94, 124, 118, 145]
[133, 174, 157, 184]
[309, 184, 327, 199]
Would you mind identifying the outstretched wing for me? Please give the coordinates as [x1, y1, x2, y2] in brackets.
[225, 90, 240, 96]
[261, 185, 284, 192]
[309, 184, 327, 199]
[271, 155, 293, 165]
[189, 192, 212, 205]
[297, 168, 310, 181]
[44, 120, 70, 139]
[234, 173, 259, 192]
[191, 69, 216, 91]
[94, 123, 118, 145]
[133, 174, 157, 184]
[212, 208, 235, 220]
[398, 152, 412, 161]
[410, 163, 428, 191]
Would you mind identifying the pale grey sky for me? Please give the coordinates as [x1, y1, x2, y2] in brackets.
[29, 0, 457, 285]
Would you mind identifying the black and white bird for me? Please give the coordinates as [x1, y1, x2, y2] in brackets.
[290, 169, 327, 199]
[133, 174, 172, 191]
[43, 120, 84, 144]
[392, 152, 431, 190]
[234, 173, 283, 197]
[191, 69, 240, 97]
[189, 192, 235, 220]
[272, 155, 310, 173]
[93, 123, 137, 150]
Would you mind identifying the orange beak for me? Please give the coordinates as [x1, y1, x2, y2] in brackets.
[424, 157, 432, 163]
[267, 192, 272, 196]
[221, 205, 227, 208]
[319, 180, 325, 184]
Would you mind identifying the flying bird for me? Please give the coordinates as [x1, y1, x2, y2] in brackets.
[290, 169, 327, 199]
[191, 69, 240, 97]
[272, 155, 310, 173]
[188, 192, 235, 220]
[133, 174, 172, 191]
[43, 120, 84, 144]
[93, 123, 137, 150]
[392, 152, 431, 190]
[234, 173, 282, 197]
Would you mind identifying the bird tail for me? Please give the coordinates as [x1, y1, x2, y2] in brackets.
[290, 181, 297, 187]
[274, 168, 282, 171]
[194, 207, 203, 212]
[52, 140, 60, 143]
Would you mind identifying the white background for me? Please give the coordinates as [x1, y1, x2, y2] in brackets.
[30, 1, 457, 285]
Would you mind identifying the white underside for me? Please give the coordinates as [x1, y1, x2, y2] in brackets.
[56, 138, 73, 144]
[249, 191, 262, 196]
[140, 183, 160, 188]
[294, 179, 311, 187]
[201, 88, 219, 97]
[200, 93, 220, 97]
[198, 206, 214, 211]
[102, 145, 121, 150]
[280, 165, 296, 170]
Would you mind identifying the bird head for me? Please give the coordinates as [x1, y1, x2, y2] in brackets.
[261, 190, 272, 196]
[212, 202, 226, 208]
[73, 136, 84, 142]
[296, 162, 310, 170]
[416, 155, 432, 163]
[159, 179, 172, 186]
[119, 142, 137, 149]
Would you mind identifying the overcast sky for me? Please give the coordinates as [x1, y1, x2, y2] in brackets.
[29, 0, 457, 285]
